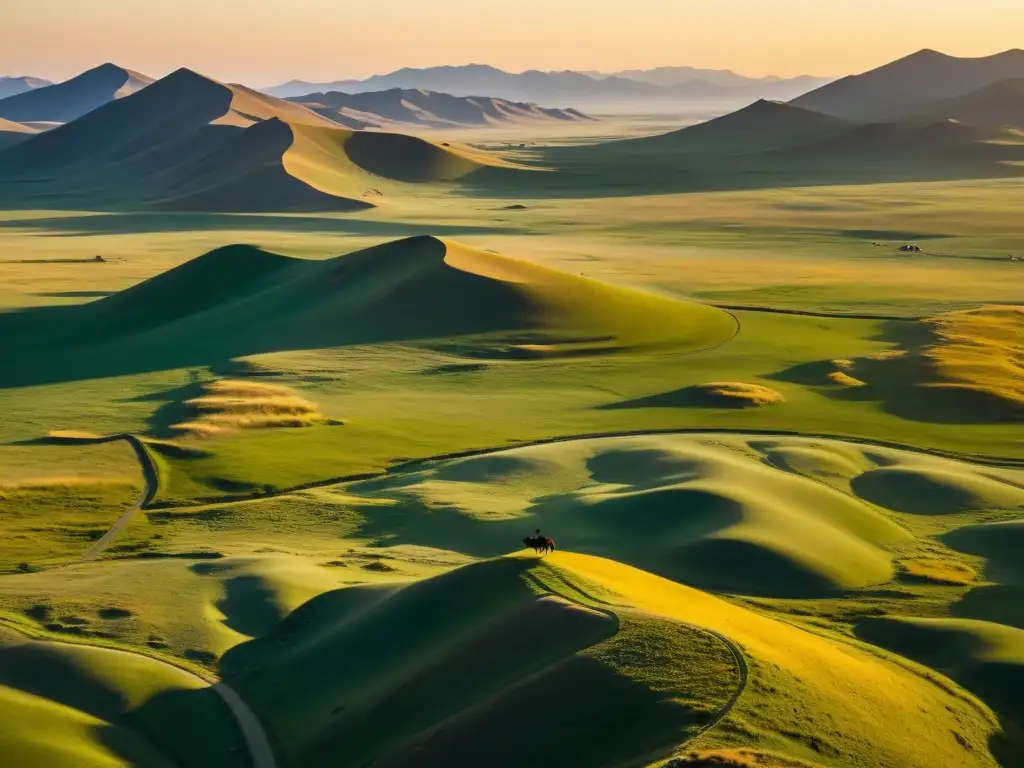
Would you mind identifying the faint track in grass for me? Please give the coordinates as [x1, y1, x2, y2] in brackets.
[524, 560, 749, 757]
[44, 433, 160, 560]
[0, 620, 278, 768]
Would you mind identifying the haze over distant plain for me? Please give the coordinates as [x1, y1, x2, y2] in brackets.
[3, 0, 1022, 85]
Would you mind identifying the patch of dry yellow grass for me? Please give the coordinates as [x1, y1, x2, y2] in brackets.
[900, 558, 977, 586]
[0, 476, 132, 492]
[667, 748, 821, 767]
[44, 430, 102, 441]
[692, 382, 785, 407]
[172, 379, 325, 436]
[921, 305, 1024, 417]
[827, 370, 866, 387]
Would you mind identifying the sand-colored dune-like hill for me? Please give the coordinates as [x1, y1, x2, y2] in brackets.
[0, 117, 40, 150]
[288, 87, 593, 129]
[0, 63, 153, 123]
[0, 68, 520, 212]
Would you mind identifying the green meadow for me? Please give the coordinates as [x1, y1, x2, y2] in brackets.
[1, 62, 1024, 767]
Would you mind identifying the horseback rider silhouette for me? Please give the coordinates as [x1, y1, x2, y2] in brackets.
[524, 528, 556, 555]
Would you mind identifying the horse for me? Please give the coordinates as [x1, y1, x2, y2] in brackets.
[523, 534, 556, 555]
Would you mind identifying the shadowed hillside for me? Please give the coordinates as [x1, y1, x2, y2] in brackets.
[792, 48, 1024, 120]
[0, 117, 39, 150]
[0, 68, 515, 211]
[501, 101, 1024, 197]
[618, 99, 853, 153]
[0, 63, 153, 123]
[0, 236, 736, 387]
[904, 79, 1024, 128]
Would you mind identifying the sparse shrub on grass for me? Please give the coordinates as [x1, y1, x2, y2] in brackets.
[42, 429, 102, 442]
[667, 748, 821, 767]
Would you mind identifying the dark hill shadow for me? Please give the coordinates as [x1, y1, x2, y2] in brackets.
[597, 384, 770, 410]
[0, 211, 523, 238]
[0, 211, 523, 237]
[461, 127, 1024, 200]
[0, 238, 550, 389]
[217, 558, 715, 768]
[339, 473, 855, 599]
[0, 635, 249, 768]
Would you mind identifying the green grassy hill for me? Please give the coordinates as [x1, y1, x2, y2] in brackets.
[343, 435, 909, 596]
[338, 433, 1024, 597]
[0, 236, 736, 387]
[212, 552, 1000, 767]
[0, 626, 245, 767]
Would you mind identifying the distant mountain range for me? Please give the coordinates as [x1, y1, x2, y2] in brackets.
[265, 64, 834, 110]
[0, 64, 595, 134]
[0, 75, 52, 100]
[792, 48, 1024, 120]
[287, 89, 593, 130]
[2, 48, 1023, 212]
[584, 66, 795, 88]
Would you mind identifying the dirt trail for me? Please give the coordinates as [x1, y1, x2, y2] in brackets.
[74, 433, 159, 560]
[0, 622, 278, 768]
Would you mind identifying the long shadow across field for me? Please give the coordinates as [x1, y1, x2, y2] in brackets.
[0, 212, 526, 238]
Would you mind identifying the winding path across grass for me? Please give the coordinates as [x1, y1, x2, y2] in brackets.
[0, 621, 278, 768]
[73, 434, 159, 560]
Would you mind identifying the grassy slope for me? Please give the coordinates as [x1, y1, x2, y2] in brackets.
[219, 555, 736, 768]
[0, 626, 246, 768]
[338, 435, 914, 596]
[0, 551, 455, 666]
[2, 431, 1022, 764]
[556, 552, 998, 768]
[0, 235, 737, 389]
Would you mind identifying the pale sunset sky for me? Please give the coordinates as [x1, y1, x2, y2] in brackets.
[2, 0, 1021, 84]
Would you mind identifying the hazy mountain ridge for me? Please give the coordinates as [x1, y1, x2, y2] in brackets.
[792, 48, 1024, 120]
[264, 63, 833, 109]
